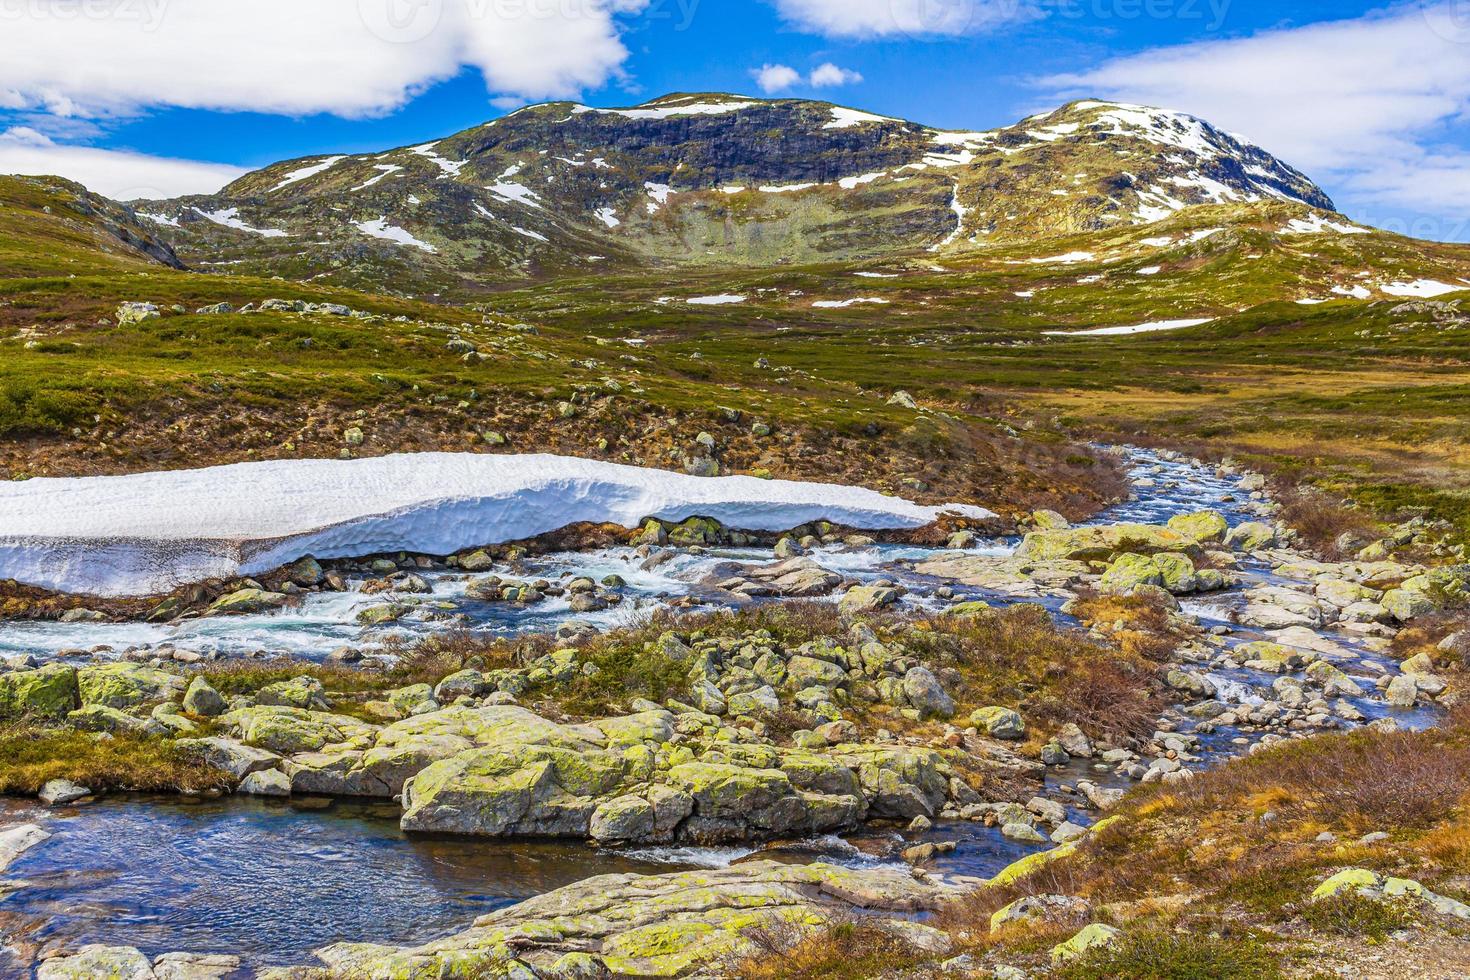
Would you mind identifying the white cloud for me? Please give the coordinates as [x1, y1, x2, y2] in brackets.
[768, 0, 1040, 38]
[0, 0, 648, 119]
[752, 62, 864, 94]
[753, 64, 803, 94]
[0, 128, 244, 199]
[809, 63, 863, 87]
[1038, 3, 1470, 227]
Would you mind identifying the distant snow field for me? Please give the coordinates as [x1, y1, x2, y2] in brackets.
[1047, 318, 1213, 337]
[686, 294, 747, 305]
[0, 454, 994, 596]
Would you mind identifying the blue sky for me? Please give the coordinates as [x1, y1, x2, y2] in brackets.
[1, 0, 1468, 239]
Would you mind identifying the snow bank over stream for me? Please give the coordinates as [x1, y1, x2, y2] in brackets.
[0, 453, 993, 597]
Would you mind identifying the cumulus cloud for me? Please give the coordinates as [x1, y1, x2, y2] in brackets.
[0, 127, 244, 199]
[1038, 3, 1470, 229]
[768, 0, 1040, 38]
[752, 62, 863, 94]
[809, 63, 863, 87]
[753, 64, 804, 94]
[0, 0, 648, 119]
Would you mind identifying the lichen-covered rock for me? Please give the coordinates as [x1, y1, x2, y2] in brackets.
[255, 675, 328, 710]
[1225, 521, 1277, 551]
[1312, 868, 1470, 919]
[177, 736, 282, 780]
[1166, 510, 1228, 544]
[590, 794, 658, 843]
[208, 588, 289, 615]
[67, 704, 149, 735]
[238, 768, 291, 797]
[291, 861, 944, 979]
[1051, 923, 1121, 963]
[182, 677, 226, 717]
[221, 705, 374, 755]
[839, 585, 901, 615]
[1381, 588, 1439, 623]
[36, 944, 154, 979]
[0, 663, 78, 719]
[78, 663, 184, 709]
[1017, 523, 1190, 562]
[970, 706, 1025, 740]
[901, 667, 955, 720]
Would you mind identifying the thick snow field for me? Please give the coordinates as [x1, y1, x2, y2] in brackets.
[0, 453, 993, 597]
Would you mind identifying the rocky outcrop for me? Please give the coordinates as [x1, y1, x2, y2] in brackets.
[264, 861, 947, 979]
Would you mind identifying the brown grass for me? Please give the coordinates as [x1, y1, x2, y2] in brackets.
[0, 726, 232, 795]
[1274, 485, 1380, 559]
[726, 918, 936, 980]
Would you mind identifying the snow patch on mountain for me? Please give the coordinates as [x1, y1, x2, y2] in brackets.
[355, 218, 436, 253]
[575, 101, 757, 121]
[0, 453, 992, 596]
[192, 207, 288, 238]
[824, 107, 896, 130]
[271, 156, 346, 192]
[1379, 279, 1463, 298]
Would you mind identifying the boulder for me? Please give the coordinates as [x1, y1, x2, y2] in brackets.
[208, 588, 289, 615]
[1017, 524, 1190, 562]
[839, 585, 902, 615]
[902, 667, 954, 720]
[78, 663, 184, 709]
[1051, 924, 1121, 963]
[1225, 522, 1276, 551]
[970, 706, 1025, 740]
[67, 704, 148, 734]
[37, 945, 155, 979]
[177, 736, 283, 780]
[1166, 510, 1228, 544]
[238, 769, 291, 797]
[255, 675, 328, 710]
[39, 779, 91, 805]
[182, 677, 227, 717]
[589, 795, 658, 844]
[0, 663, 78, 719]
[0, 823, 51, 872]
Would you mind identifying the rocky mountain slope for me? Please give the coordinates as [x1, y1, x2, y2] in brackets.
[130, 94, 1339, 295]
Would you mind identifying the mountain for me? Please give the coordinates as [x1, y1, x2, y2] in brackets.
[1, 175, 183, 276]
[130, 94, 1338, 296]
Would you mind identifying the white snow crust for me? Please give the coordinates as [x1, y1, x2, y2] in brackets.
[0, 453, 993, 597]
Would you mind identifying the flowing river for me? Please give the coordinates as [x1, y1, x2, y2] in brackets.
[0, 449, 1442, 975]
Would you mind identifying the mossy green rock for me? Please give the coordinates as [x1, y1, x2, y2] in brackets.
[1051, 923, 1121, 963]
[970, 706, 1025, 740]
[1166, 510, 1228, 543]
[0, 664, 78, 719]
[208, 588, 289, 615]
[77, 663, 184, 709]
[36, 944, 155, 979]
[1017, 523, 1190, 562]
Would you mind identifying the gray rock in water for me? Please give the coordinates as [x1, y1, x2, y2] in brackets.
[38, 779, 91, 806]
[238, 769, 291, 797]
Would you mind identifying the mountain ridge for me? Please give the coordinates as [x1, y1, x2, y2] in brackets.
[126, 93, 1340, 295]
